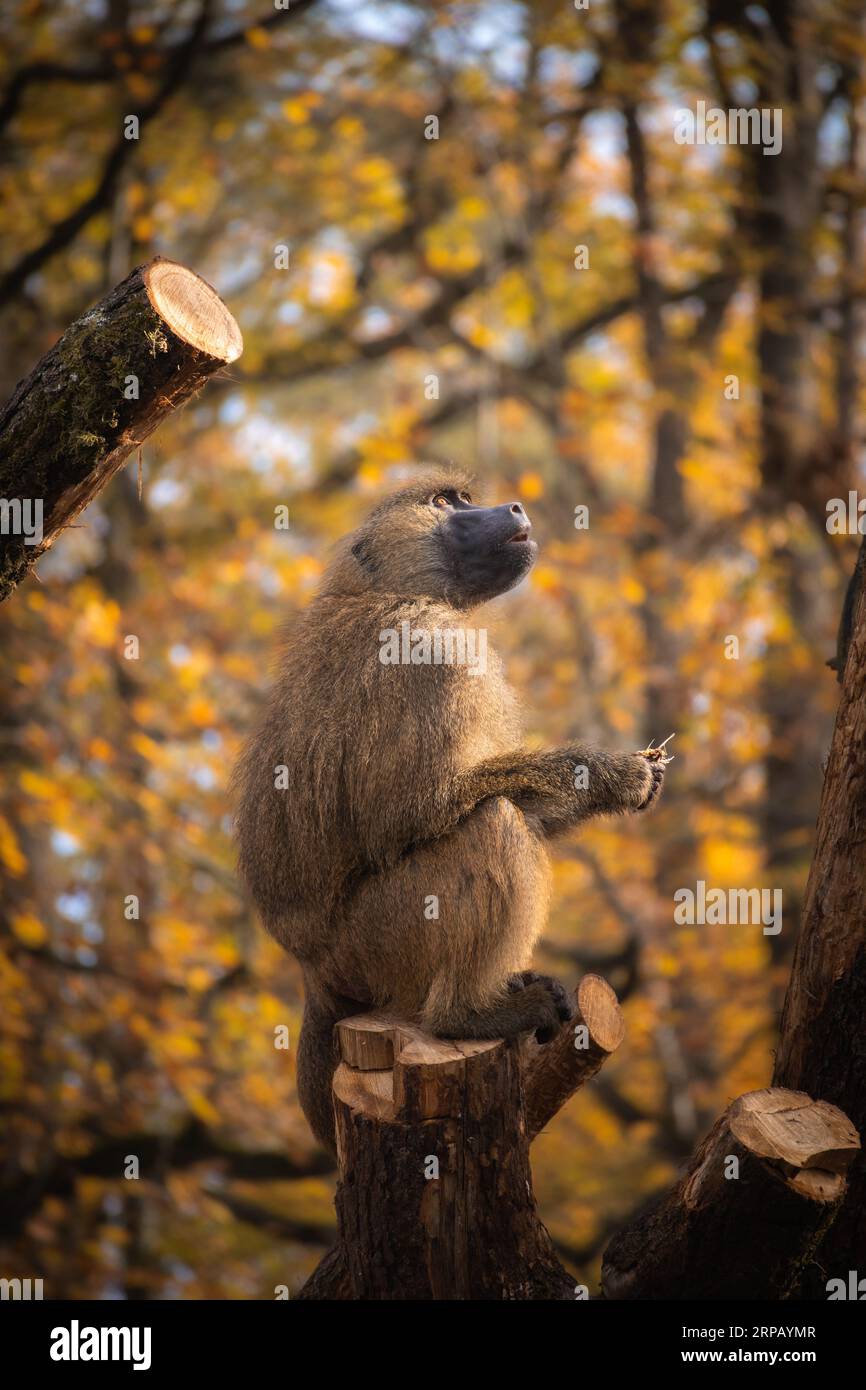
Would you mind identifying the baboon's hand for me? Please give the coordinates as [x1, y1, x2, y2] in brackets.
[634, 755, 666, 812]
[508, 972, 575, 1043]
[614, 752, 666, 813]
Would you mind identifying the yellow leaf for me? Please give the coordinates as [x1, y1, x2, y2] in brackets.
[187, 967, 213, 994]
[0, 816, 26, 877]
[334, 117, 363, 142]
[188, 697, 216, 727]
[160, 1032, 200, 1062]
[130, 731, 160, 762]
[465, 320, 494, 349]
[80, 598, 121, 648]
[532, 565, 560, 593]
[354, 157, 393, 183]
[518, 471, 544, 501]
[19, 769, 55, 800]
[457, 195, 487, 220]
[423, 224, 482, 275]
[186, 1090, 221, 1126]
[357, 462, 383, 486]
[622, 576, 646, 604]
[281, 98, 309, 125]
[132, 215, 155, 241]
[87, 737, 113, 762]
[11, 912, 48, 947]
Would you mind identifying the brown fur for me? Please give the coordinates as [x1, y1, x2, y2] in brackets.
[233, 475, 663, 1151]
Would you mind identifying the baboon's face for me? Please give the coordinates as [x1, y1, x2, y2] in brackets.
[351, 480, 537, 607]
[434, 486, 537, 604]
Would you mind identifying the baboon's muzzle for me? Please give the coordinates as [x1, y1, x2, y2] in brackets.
[443, 501, 537, 602]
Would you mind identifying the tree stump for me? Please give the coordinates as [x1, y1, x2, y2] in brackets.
[602, 1087, 860, 1300]
[0, 257, 242, 601]
[296, 975, 625, 1300]
[523, 974, 625, 1139]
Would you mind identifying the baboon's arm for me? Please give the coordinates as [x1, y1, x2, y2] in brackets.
[440, 746, 661, 840]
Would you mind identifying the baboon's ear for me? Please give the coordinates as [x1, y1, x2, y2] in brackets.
[351, 537, 377, 575]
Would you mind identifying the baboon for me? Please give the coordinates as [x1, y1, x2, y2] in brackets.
[233, 475, 665, 1152]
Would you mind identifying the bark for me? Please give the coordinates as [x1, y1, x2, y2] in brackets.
[0, 256, 242, 601]
[773, 544, 866, 1292]
[294, 1245, 352, 1301]
[297, 980, 620, 1300]
[602, 1089, 859, 1300]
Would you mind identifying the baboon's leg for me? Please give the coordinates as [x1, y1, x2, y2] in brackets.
[433, 977, 574, 1045]
[331, 797, 547, 1014]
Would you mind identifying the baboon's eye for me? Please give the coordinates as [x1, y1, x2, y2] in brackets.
[432, 494, 451, 509]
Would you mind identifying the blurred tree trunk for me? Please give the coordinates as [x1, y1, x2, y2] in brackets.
[616, 0, 738, 1150]
[773, 535, 866, 1295]
[725, 1, 854, 967]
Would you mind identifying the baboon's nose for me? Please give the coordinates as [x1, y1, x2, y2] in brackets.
[507, 502, 531, 541]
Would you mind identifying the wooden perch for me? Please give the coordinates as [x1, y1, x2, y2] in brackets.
[0, 257, 242, 601]
[602, 1088, 860, 1301]
[297, 976, 621, 1300]
[523, 973, 624, 1139]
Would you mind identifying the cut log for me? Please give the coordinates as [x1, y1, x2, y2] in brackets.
[330, 1015, 571, 1299]
[522, 973, 624, 1139]
[602, 1087, 860, 1300]
[0, 257, 242, 601]
[297, 981, 623, 1300]
[772, 534, 866, 1291]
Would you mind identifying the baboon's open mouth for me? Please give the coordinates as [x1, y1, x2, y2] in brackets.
[508, 529, 530, 543]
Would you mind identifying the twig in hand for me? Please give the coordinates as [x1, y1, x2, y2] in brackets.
[636, 732, 676, 764]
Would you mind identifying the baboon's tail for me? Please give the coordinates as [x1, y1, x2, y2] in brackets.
[296, 982, 367, 1155]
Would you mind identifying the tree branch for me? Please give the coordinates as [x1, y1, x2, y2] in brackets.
[0, 1, 319, 135]
[0, 0, 219, 306]
[0, 257, 241, 600]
